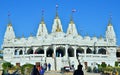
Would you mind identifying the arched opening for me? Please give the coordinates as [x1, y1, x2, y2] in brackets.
[116, 52, 120, 57]
[46, 47, 54, 57]
[56, 47, 65, 57]
[86, 47, 92, 54]
[76, 47, 84, 57]
[35, 47, 44, 54]
[14, 49, 18, 55]
[68, 47, 74, 57]
[27, 48, 33, 54]
[19, 50, 23, 55]
[98, 48, 106, 54]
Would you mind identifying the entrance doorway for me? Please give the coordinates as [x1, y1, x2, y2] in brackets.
[46, 47, 54, 57]
[56, 47, 65, 57]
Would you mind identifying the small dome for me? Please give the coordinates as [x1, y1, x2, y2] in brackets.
[84, 36, 91, 40]
[98, 37, 104, 41]
[76, 35, 83, 40]
[92, 36, 97, 41]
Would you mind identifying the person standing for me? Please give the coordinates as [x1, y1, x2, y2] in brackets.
[31, 65, 40, 75]
[2, 70, 4, 75]
[44, 63, 47, 71]
[39, 67, 45, 75]
[73, 64, 84, 75]
[48, 63, 51, 71]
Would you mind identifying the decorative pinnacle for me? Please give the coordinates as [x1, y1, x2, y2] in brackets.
[55, 4, 59, 19]
[8, 11, 12, 26]
[108, 14, 112, 26]
[70, 9, 76, 24]
[41, 9, 44, 24]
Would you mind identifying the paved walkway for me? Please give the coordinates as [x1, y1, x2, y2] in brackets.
[45, 71, 100, 75]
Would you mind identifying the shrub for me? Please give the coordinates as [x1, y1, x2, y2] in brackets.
[101, 63, 107, 68]
[98, 66, 102, 73]
[115, 61, 119, 67]
[97, 64, 101, 67]
[87, 66, 92, 72]
[2, 62, 13, 70]
[21, 63, 34, 75]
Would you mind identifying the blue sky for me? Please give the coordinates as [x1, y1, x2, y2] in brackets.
[0, 0, 120, 49]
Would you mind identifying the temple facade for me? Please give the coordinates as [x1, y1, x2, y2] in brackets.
[2, 11, 117, 71]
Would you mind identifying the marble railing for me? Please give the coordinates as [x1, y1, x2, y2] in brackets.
[78, 54, 108, 58]
[13, 54, 44, 59]
[12, 54, 108, 60]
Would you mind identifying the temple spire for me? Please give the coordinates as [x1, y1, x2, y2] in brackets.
[4, 12, 16, 40]
[106, 14, 116, 45]
[52, 4, 63, 32]
[55, 4, 59, 19]
[36, 9, 48, 37]
[67, 9, 78, 36]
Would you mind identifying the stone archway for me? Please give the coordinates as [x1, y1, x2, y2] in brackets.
[14, 49, 18, 55]
[46, 47, 54, 57]
[35, 47, 44, 54]
[98, 48, 106, 54]
[68, 47, 74, 57]
[86, 47, 92, 54]
[76, 47, 84, 57]
[27, 48, 33, 54]
[56, 46, 65, 57]
[19, 50, 23, 55]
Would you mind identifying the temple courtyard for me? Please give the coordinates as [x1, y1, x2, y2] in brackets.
[44, 71, 100, 75]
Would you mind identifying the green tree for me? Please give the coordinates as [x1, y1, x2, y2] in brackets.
[101, 63, 107, 68]
[21, 63, 34, 75]
[115, 61, 119, 67]
[2, 62, 13, 70]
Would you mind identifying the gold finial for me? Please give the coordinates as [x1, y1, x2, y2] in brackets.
[70, 15, 74, 24]
[108, 14, 112, 26]
[40, 9, 45, 24]
[99, 35, 103, 39]
[70, 9, 76, 24]
[55, 4, 59, 19]
[8, 11, 12, 26]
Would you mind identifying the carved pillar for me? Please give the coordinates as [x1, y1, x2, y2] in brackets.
[53, 45, 56, 57]
[73, 46, 77, 58]
[33, 47, 37, 54]
[83, 47, 87, 57]
[22, 47, 25, 55]
[44, 46, 48, 57]
[65, 45, 68, 57]
[53, 45, 57, 71]
[12, 48, 15, 55]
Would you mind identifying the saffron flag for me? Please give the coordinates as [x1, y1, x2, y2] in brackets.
[72, 9, 76, 12]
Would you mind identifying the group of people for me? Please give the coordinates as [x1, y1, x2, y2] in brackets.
[31, 62, 84, 75]
[31, 63, 51, 75]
